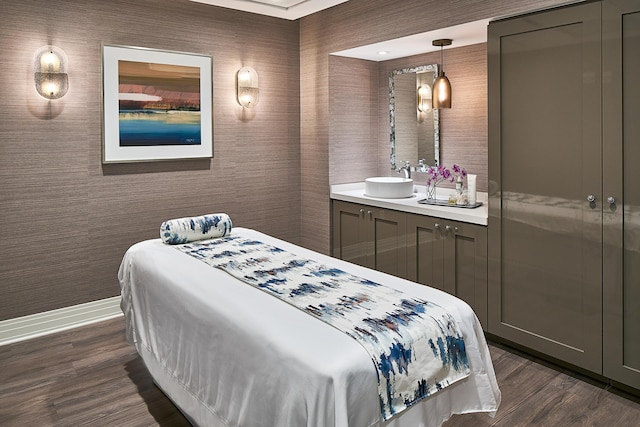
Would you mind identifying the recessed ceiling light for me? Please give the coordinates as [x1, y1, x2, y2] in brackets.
[377, 51, 389, 55]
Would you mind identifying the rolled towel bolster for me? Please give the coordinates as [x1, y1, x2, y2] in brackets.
[160, 213, 233, 244]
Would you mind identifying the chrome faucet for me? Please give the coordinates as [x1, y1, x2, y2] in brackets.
[398, 161, 411, 179]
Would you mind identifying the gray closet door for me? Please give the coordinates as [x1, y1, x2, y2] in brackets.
[603, 0, 640, 390]
[488, 2, 603, 372]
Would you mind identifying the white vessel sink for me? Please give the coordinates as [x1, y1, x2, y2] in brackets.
[364, 177, 414, 199]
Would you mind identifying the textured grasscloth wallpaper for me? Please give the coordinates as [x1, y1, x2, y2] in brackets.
[1, 0, 571, 321]
[0, 0, 300, 320]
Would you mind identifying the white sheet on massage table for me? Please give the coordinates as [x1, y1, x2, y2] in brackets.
[119, 227, 500, 427]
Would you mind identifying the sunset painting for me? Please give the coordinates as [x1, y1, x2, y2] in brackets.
[118, 61, 201, 147]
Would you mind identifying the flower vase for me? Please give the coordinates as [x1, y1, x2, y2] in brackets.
[456, 176, 464, 196]
[426, 181, 437, 200]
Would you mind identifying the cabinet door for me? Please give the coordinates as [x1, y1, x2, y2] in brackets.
[443, 221, 488, 328]
[488, 2, 603, 373]
[602, 0, 640, 390]
[332, 201, 407, 278]
[406, 215, 445, 291]
[369, 208, 407, 278]
[332, 201, 369, 267]
[406, 215, 488, 327]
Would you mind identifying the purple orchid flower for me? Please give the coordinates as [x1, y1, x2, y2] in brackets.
[425, 164, 468, 185]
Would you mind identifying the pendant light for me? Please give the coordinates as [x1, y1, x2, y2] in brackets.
[432, 39, 452, 109]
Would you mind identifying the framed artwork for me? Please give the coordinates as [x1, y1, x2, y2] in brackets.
[102, 45, 213, 163]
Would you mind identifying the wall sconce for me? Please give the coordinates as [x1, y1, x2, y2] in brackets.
[417, 84, 432, 113]
[236, 66, 259, 108]
[432, 39, 452, 109]
[34, 45, 68, 100]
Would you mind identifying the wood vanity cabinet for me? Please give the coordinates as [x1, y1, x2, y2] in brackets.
[331, 200, 487, 327]
[488, 0, 640, 391]
[331, 200, 407, 278]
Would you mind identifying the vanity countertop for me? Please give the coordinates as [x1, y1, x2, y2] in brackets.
[330, 182, 488, 226]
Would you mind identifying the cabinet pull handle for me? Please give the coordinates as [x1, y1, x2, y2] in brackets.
[587, 194, 596, 203]
[359, 208, 365, 217]
[435, 223, 441, 230]
[607, 196, 616, 205]
[443, 225, 459, 235]
[367, 210, 372, 219]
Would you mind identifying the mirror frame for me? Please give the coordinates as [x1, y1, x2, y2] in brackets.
[389, 64, 440, 170]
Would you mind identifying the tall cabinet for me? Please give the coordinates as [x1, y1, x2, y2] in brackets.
[488, 0, 640, 390]
[602, 0, 640, 391]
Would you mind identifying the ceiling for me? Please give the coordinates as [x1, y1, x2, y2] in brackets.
[331, 19, 491, 61]
[188, 0, 350, 20]
[188, 0, 490, 61]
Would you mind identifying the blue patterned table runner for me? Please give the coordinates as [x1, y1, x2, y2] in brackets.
[174, 236, 470, 421]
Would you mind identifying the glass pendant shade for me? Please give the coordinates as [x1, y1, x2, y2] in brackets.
[432, 71, 451, 109]
[431, 38, 452, 109]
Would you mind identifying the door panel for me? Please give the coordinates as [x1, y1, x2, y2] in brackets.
[603, 0, 640, 389]
[621, 7, 640, 381]
[406, 216, 443, 290]
[371, 209, 406, 278]
[488, 2, 603, 372]
[332, 201, 368, 267]
[444, 222, 488, 328]
[332, 201, 407, 278]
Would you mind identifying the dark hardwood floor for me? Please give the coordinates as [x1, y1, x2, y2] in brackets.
[1, 317, 638, 426]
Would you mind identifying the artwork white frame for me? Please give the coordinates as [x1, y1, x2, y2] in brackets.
[102, 45, 213, 163]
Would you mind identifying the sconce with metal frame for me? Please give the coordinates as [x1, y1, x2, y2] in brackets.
[236, 66, 259, 108]
[34, 45, 68, 100]
[432, 39, 452, 109]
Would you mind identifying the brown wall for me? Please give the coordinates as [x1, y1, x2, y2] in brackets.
[0, 0, 300, 320]
[1, 0, 574, 321]
[329, 56, 380, 184]
[300, 0, 572, 254]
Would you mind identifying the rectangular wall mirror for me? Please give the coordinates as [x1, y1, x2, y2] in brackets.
[390, 64, 440, 170]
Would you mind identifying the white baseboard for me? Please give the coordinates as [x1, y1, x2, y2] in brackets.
[0, 296, 123, 346]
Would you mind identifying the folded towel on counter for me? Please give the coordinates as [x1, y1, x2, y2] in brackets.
[160, 213, 232, 244]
